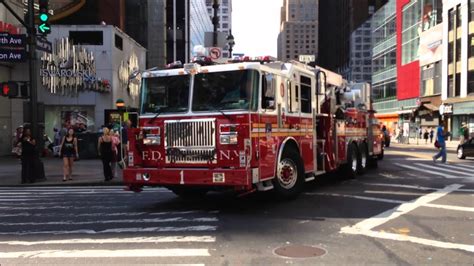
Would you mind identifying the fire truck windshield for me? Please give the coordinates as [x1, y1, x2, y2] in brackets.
[141, 75, 190, 114]
[192, 70, 259, 112]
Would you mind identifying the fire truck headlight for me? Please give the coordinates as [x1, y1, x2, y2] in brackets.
[143, 135, 161, 145]
[220, 134, 238, 145]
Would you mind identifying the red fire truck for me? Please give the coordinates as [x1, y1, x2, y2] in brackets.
[124, 58, 384, 198]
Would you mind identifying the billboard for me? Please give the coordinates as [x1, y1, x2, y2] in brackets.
[419, 23, 443, 66]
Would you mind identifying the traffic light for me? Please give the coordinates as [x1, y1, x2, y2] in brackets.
[38, 0, 51, 35]
[1, 82, 19, 98]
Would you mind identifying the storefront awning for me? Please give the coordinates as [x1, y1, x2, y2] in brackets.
[396, 109, 414, 114]
[422, 103, 439, 111]
[443, 96, 474, 104]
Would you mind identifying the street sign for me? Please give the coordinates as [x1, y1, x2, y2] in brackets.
[0, 49, 27, 62]
[0, 33, 26, 48]
[210, 47, 222, 60]
[299, 54, 315, 64]
[36, 37, 52, 53]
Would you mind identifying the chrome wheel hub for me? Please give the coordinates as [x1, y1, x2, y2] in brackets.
[458, 148, 463, 158]
[278, 158, 298, 189]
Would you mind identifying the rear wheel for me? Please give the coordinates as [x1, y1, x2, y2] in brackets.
[272, 148, 304, 199]
[357, 144, 368, 175]
[342, 143, 358, 179]
[377, 146, 384, 160]
[457, 147, 466, 159]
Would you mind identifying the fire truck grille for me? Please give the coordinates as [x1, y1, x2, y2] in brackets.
[164, 119, 216, 163]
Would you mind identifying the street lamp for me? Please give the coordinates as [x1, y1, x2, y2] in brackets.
[226, 30, 235, 58]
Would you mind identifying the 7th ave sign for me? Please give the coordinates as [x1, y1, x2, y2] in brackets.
[0, 33, 27, 62]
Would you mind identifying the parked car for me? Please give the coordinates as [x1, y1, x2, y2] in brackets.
[457, 137, 474, 159]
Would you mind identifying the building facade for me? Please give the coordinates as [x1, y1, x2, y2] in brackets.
[205, 0, 232, 58]
[442, 0, 474, 138]
[346, 6, 375, 83]
[39, 25, 146, 140]
[277, 0, 319, 62]
[371, 0, 398, 131]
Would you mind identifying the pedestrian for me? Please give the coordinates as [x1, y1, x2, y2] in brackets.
[59, 128, 79, 181]
[423, 129, 429, 144]
[20, 127, 37, 184]
[429, 128, 434, 143]
[11, 125, 23, 157]
[432, 123, 450, 164]
[111, 129, 121, 179]
[98, 127, 114, 181]
[460, 122, 469, 144]
[53, 128, 61, 146]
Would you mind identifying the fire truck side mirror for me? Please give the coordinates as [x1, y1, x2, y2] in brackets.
[129, 70, 142, 86]
[264, 100, 275, 109]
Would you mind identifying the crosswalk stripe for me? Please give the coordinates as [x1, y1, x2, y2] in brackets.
[440, 163, 474, 172]
[0, 236, 216, 246]
[413, 163, 473, 177]
[454, 163, 474, 170]
[0, 210, 219, 218]
[0, 217, 218, 226]
[361, 182, 474, 193]
[394, 163, 452, 178]
[0, 248, 211, 258]
[0, 226, 217, 235]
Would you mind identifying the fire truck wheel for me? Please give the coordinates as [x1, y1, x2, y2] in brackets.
[169, 187, 209, 199]
[273, 148, 304, 199]
[357, 144, 368, 175]
[342, 143, 358, 179]
[377, 147, 384, 160]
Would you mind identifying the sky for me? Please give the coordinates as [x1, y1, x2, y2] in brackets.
[232, 0, 283, 57]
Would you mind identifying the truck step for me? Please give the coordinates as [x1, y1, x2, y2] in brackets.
[256, 180, 274, 191]
[305, 175, 315, 182]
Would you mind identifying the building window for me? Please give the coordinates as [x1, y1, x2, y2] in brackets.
[401, 0, 421, 65]
[421, 0, 443, 31]
[69, 31, 103, 46]
[114, 34, 123, 50]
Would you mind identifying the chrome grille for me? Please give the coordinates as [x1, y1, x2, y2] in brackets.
[164, 119, 216, 164]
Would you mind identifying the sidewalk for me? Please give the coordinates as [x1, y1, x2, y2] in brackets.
[389, 139, 459, 151]
[0, 156, 123, 187]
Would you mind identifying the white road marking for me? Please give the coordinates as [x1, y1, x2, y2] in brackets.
[363, 190, 425, 196]
[454, 163, 474, 170]
[0, 225, 217, 235]
[0, 210, 218, 218]
[341, 184, 462, 231]
[0, 248, 211, 258]
[304, 192, 405, 204]
[0, 236, 216, 246]
[0, 205, 130, 211]
[424, 203, 474, 212]
[440, 163, 474, 172]
[414, 163, 473, 177]
[0, 217, 218, 226]
[340, 184, 474, 253]
[344, 230, 474, 253]
[394, 163, 453, 178]
[361, 182, 474, 193]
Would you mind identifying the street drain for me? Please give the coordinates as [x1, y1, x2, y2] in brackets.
[273, 245, 327, 259]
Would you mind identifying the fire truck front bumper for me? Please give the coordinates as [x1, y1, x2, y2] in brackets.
[123, 168, 252, 188]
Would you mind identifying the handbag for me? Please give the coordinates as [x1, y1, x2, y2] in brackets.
[434, 140, 440, 148]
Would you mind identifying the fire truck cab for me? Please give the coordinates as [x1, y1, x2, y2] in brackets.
[124, 59, 383, 198]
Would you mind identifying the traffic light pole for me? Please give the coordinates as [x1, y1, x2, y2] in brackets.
[27, 0, 39, 143]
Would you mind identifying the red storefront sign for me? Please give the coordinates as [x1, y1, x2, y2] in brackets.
[0, 21, 21, 35]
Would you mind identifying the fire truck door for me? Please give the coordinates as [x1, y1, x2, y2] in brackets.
[258, 74, 278, 181]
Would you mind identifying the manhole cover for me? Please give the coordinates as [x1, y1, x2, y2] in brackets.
[273, 245, 327, 258]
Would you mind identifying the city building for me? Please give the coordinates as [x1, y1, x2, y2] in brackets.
[442, 0, 474, 138]
[277, 0, 319, 62]
[345, 6, 375, 83]
[415, 0, 443, 133]
[38, 25, 146, 140]
[205, 0, 232, 58]
[371, 0, 398, 130]
[318, 0, 388, 72]
[0, 1, 25, 156]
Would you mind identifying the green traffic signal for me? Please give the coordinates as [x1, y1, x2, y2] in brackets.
[39, 23, 51, 34]
[39, 13, 49, 22]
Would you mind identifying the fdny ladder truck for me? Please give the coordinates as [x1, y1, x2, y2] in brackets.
[124, 58, 384, 198]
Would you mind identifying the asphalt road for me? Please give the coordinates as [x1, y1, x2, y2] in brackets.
[0, 145, 473, 265]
